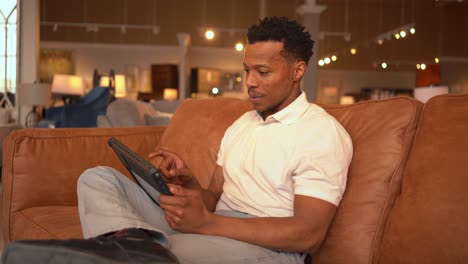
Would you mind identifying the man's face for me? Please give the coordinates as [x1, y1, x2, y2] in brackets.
[243, 41, 303, 118]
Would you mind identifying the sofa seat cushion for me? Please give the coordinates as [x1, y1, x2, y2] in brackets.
[10, 206, 82, 241]
[379, 94, 468, 263]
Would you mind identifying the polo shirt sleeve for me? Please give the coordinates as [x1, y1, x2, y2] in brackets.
[292, 116, 353, 206]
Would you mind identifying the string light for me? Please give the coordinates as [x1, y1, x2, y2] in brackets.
[434, 57, 440, 63]
[381, 62, 388, 69]
[235, 42, 244, 51]
[205, 29, 215, 40]
[324, 57, 331, 64]
[399, 31, 406, 38]
[420, 63, 426, 70]
[410, 27, 416, 34]
[350, 48, 357, 55]
[416, 64, 421, 69]
[331, 55, 337, 61]
[318, 60, 325, 66]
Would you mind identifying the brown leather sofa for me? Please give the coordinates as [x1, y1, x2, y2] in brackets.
[2, 94, 468, 263]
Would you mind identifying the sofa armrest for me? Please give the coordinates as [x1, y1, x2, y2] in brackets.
[2, 126, 166, 241]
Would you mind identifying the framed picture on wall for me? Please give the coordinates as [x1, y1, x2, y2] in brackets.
[39, 49, 75, 84]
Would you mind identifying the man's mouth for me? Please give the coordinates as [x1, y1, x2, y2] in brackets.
[249, 94, 263, 103]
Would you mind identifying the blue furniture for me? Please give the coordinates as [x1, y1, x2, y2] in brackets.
[42, 86, 110, 128]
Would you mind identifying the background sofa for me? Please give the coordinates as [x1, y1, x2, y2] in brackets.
[97, 98, 181, 128]
[2, 94, 468, 263]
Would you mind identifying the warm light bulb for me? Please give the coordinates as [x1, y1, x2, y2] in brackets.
[435, 57, 440, 63]
[410, 28, 416, 34]
[324, 57, 331, 64]
[421, 64, 427, 70]
[416, 64, 421, 70]
[350, 48, 357, 55]
[400, 31, 406, 38]
[235, 42, 244, 51]
[205, 30, 215, 40]
[211, 87, 219, 95]
[377, 39, 384, 45]
[331, 55, 337, 61]
[318, 60, 325, 66]
[394, 33, 401, 39]
[381, 62, 388, 69]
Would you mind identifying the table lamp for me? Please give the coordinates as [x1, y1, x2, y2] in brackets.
[414, 86, 449, 103]
[51, 74, 85, 104]
[19, 83, 51, 127]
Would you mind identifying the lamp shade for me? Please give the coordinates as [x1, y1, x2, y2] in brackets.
[51, 74, 85, 95]
[114, 74, 126, 98]
[163, 88, 178, 100]
[19, 83, 51, 106]
[414, 86, 449, 103]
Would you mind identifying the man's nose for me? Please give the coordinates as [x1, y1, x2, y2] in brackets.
[245, 73, 257, 88]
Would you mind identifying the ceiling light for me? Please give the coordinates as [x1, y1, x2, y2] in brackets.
[205, 29, 215, 40]
[381, 62, 387, 69]
[421, 64, 427, 70]
[331, 55, 337, 61]
[350, 48, 357, 55]
[235, 42, 244, 51]
[318, 60, 325, 66]
[435, 57, 440, 63]
[324, 57, 331, 64]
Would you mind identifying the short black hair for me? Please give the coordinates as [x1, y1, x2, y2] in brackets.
[247, 16, 314, 64]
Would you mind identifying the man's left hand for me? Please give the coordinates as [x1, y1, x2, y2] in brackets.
[159, 184, 214, 234]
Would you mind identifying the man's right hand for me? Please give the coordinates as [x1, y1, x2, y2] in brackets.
[149, 149, 200, 189]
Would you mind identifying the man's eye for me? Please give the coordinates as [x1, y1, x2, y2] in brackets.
[259, 71, 269, 75]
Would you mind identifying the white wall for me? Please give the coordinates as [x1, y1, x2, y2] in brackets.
[40, 41, 417, 100]
[41, 41, 244, 89]
[318, 69, 416, 96]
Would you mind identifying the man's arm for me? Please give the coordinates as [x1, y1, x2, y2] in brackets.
[160, 188, 336, 253]
[200, 165, 224, 212]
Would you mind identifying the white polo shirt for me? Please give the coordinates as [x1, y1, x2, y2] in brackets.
[215, 93, 353, 217]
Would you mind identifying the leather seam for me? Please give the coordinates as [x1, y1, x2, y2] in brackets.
[13, 210, 56, 240]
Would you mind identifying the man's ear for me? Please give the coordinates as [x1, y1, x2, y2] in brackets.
[293, 61, 307, 81]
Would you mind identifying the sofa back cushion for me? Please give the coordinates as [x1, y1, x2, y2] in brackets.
[158, 98, 252, 187]
[379, 94, 468, 264]
[313, 97, 422, 263]
[161, 96, 422, 263]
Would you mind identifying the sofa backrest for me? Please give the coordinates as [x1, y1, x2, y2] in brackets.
[379, 94, 468, 263]
[312, 97, 422, 263]
[159, 96, 423, 263]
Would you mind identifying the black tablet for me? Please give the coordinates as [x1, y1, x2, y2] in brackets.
[107, 137, 172, 205]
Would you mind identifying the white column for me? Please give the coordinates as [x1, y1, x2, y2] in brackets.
[177, 33, 191, 99]
[259, 0, 267, 19]
[17, 0, 40, 125]
[296, 0, 326, 102]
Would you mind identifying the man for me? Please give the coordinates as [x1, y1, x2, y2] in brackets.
[3, 17, 352, 264]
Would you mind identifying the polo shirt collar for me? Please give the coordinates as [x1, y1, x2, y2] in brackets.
[259, 92, 309, 125]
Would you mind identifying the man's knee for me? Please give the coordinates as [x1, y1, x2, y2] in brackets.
[77, 166, 121, 193]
